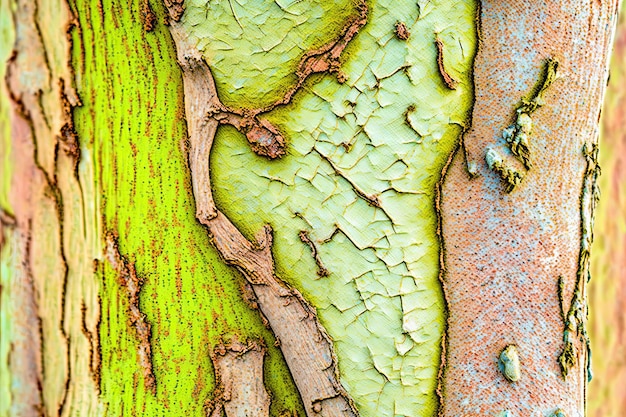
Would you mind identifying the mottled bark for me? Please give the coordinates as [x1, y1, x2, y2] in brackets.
[1, 0, 622, 416]
[440, 1, 618, 416]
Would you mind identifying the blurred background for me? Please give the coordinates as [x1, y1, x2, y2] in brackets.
[588, 3, 626, 415]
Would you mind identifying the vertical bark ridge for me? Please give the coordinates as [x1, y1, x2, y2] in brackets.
[2, 0, 102, 414]
[439, 1, 619, 416]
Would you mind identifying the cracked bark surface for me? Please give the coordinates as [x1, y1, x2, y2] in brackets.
[440, 1, 619, 416]
[167, 19, 358, 416]
[1, 0, 622, 416]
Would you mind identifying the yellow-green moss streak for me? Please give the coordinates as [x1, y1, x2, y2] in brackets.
[69, 0, 305, 415]
[201, 0, 477, 415]
[559, 144, 600, 381]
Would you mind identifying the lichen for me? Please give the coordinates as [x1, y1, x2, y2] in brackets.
[498, 344, 521, 382]
[500, 58, 559, 171]
[485, 148, 525, 192]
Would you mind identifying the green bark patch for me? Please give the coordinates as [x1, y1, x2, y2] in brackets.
[207, 0, 477, 415]
[70, 0, 304, 415]
[182, 0, 359, 109]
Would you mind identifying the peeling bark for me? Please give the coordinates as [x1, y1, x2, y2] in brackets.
[209, 339, 271, 417]
[166, 14, 359, 416]
[2, 0, 102, 414]
[105, 232, 156, 394]
[435, 37, 458, 90]
[440, 1, 618, 416]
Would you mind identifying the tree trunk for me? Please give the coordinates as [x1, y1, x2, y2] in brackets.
[0, 1, 619, 416]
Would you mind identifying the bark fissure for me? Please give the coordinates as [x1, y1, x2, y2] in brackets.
[105, 232, 156, 394]
[559, 143, 600, 381]
[299, 230, 330, 278]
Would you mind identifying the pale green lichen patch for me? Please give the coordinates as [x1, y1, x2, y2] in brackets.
[549, 408, 567, 417]
[485, 147, 525, 193]
[181, 0, 359, 109]
[211, 0, 477, 415]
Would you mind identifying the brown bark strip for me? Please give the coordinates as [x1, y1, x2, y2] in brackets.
[105, 232, 156, 394]
[439, 1, 619, 416]
[208, 339, 271, 417]
[298, 230, 329, 278]
[166, 18, 358, 417]
[435, 36, 458, 90]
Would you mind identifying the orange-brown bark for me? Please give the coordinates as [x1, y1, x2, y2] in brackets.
[440, 1, 618, 416]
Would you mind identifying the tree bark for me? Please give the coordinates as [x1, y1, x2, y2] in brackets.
[0, 1, 620, 417]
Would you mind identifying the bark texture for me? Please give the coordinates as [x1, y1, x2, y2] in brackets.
[166, 19, 359, 416]
[1, 0, 622, 416]
[440, 1, 619, 416]
[209, 339, 271, 417]
[1, 0, 101, 415]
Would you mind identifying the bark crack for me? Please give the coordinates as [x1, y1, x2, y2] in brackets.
[559, 143, 600, 381]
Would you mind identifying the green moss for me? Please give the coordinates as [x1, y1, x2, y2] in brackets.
[70, 0, 304, 415]
[211, 0, 477, 415]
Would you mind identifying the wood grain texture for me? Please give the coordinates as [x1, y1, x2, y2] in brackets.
[2, 0, 102, 415]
